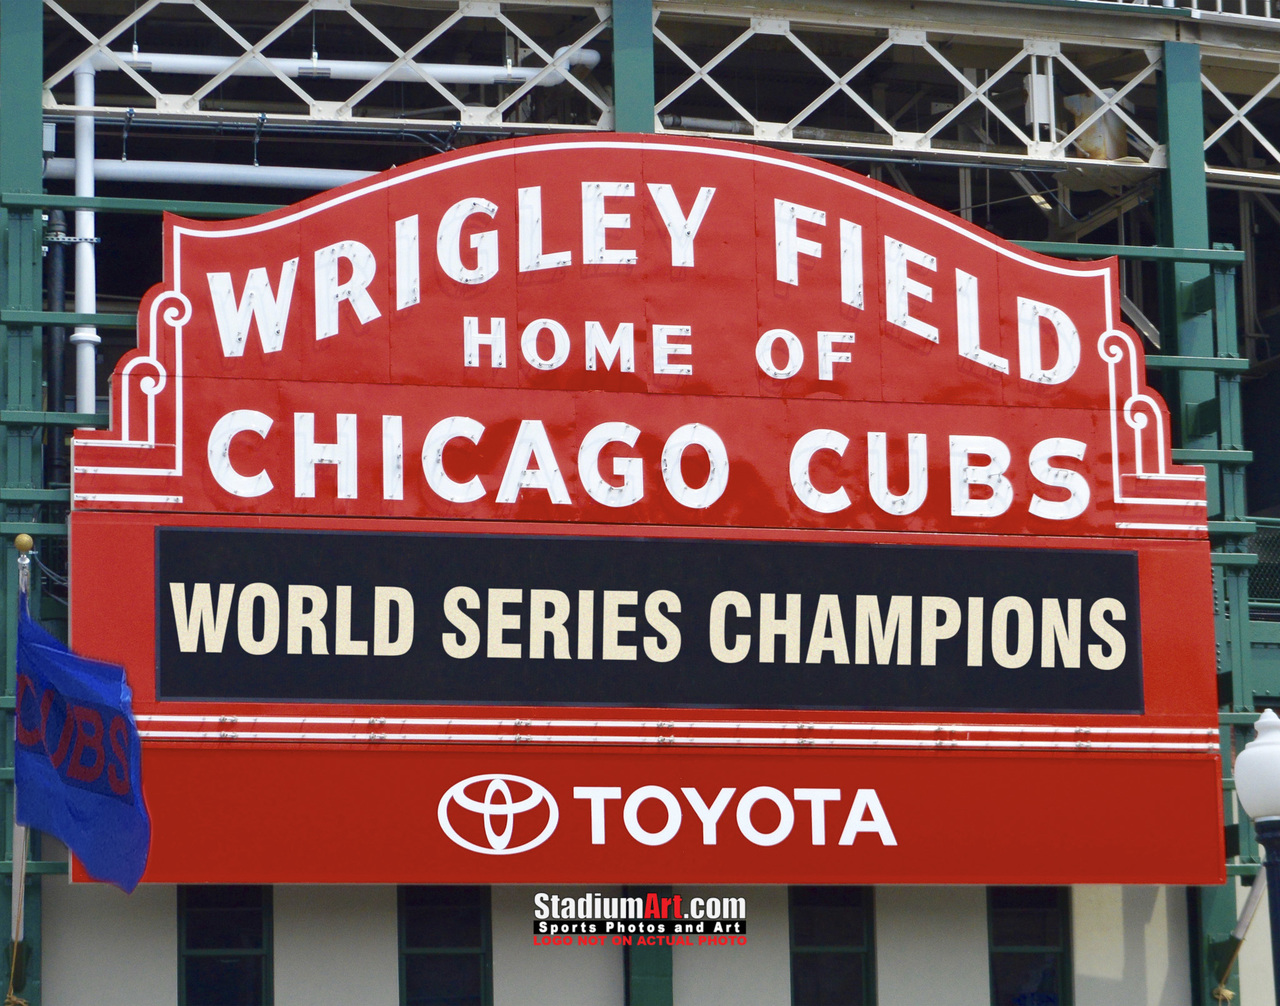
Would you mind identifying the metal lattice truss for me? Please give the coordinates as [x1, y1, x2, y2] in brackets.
[653, 7, 1166, 172]
[43, 0, 613, 131]
[1202, 55, 1280, 188]
[36, 0, 1280, 191]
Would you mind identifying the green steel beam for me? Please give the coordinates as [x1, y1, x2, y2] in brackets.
[1155, 39, 1251, 1006]
[0, 411, 106, 428]
[0, 311, 133, 329]
[1, 193, 280, 218]
[0, 864, 65, 877]
[1145, 356, 1250, 372]
[1172, 449, 1253, 464]
[0, 491, 67, 505]
[0, 1, 47, 1000]
[612, 0, 655, 133]
[1018, 241, 1244, 264]
[1211, 553, 1260, 568]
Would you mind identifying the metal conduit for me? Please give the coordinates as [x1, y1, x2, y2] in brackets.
[88, 47, 601, 87]
[44, 158, 371, 190]
[71, 66, 98, 415]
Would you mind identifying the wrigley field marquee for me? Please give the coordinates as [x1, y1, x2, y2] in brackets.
[68, 135, 1222, 886]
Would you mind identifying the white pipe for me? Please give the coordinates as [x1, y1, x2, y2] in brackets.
[72, 66, 99, 416]
[45, 158, 371, 190]
[89, 47, 600, 87]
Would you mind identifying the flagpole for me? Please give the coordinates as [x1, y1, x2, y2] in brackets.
[8, 534, 32, 1006]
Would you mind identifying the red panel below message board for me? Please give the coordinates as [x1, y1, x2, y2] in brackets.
[82, 743, 1221, 885]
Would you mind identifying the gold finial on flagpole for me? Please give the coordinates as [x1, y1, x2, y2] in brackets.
[14, 535, 32, 595]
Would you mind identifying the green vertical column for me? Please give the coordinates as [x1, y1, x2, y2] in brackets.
[1158, 40, 1243, 1006]
[624, 886, 672, 1006]
[0, 2, 46, 1003]
[611, 0, 655, 133]
[1159, 41, 1215, 453]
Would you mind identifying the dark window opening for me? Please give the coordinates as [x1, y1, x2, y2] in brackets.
[790, 886, 875, 1006]
[988, 886, 1072, 1006]
[399, 885, 492, 1006]
[178, 885, 272, 1006]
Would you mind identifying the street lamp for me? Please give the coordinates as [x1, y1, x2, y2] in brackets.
[1233, 708, 1280, 993]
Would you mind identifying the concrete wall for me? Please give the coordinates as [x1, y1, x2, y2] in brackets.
[42, 845, 177, 1005]
[1072, 885, 1191, 1006]
[1237, 875, 1276, 1006]
[492, 885, 624, 1006]
[273, 885, 399, 1006]
[671, 886, 789, 1006]
[876, 886, 991, 1006]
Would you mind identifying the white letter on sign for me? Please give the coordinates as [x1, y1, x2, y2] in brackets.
[1029, 437, 1090, 520]
[949, 435, 1012, 518]
[207, 259, 298, 357]
[1018, 297, 1081, 384]
[681, 787, 735, 845]
[438, 197, 499, 284]
[756, 328, 803, 380]
[793, 788, 842, 845]
[521, 318, 570, 371]
[647, 183, 715, 267]
[579, 422, 643, 508]
[314, 240, 381, 340]
[838, 789, 897, 846]
[423, 416, 485, 503]
[518, 187, 571, 272]
[737, 787, 794, 846]
[583, 182, 637, 265]
[208, 410, 273, 498]
[791, 429, 851, 514]
[294, 413, 358, 499]
[775, 199, 825, 285]
[662, 424, 728, 508]
[885, 237, 938, 343]
[624, 786, 682, 846]
[497, 420, 571, 504]
[574, 787, 622, 844]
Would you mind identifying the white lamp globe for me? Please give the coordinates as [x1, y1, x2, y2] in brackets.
[1236, 709, 1280, 821]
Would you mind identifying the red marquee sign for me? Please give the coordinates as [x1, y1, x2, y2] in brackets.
[69, 135, 1221, 884]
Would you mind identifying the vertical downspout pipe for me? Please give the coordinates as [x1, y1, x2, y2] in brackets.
[71, 65, 98, 415]
[45, 210, 67, 485]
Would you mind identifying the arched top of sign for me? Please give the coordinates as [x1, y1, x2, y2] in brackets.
[72, 135, 1205, 539]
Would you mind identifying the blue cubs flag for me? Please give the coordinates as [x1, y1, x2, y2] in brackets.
[14, 593, 150, 892]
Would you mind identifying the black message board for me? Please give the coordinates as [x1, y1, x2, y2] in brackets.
[156, 527, 1142, 712]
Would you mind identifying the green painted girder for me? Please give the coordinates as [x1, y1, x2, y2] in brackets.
[0, 523, 75, 537]
[1018, 241, 1244, 264]
[0, 863, 65, 876]
[0, 411, 106, 428]
[611, 0, 655, 133]
[2, 192, 281, 218]
[0, 490, 67, 504]
[1213, 553, 1259, 568]
[0, 310, 133, 329]
[1145, 355, 1251, 372]
[1173, 449, 1254, 464]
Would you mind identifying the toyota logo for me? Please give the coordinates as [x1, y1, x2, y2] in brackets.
[438, 773, 559, 855]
